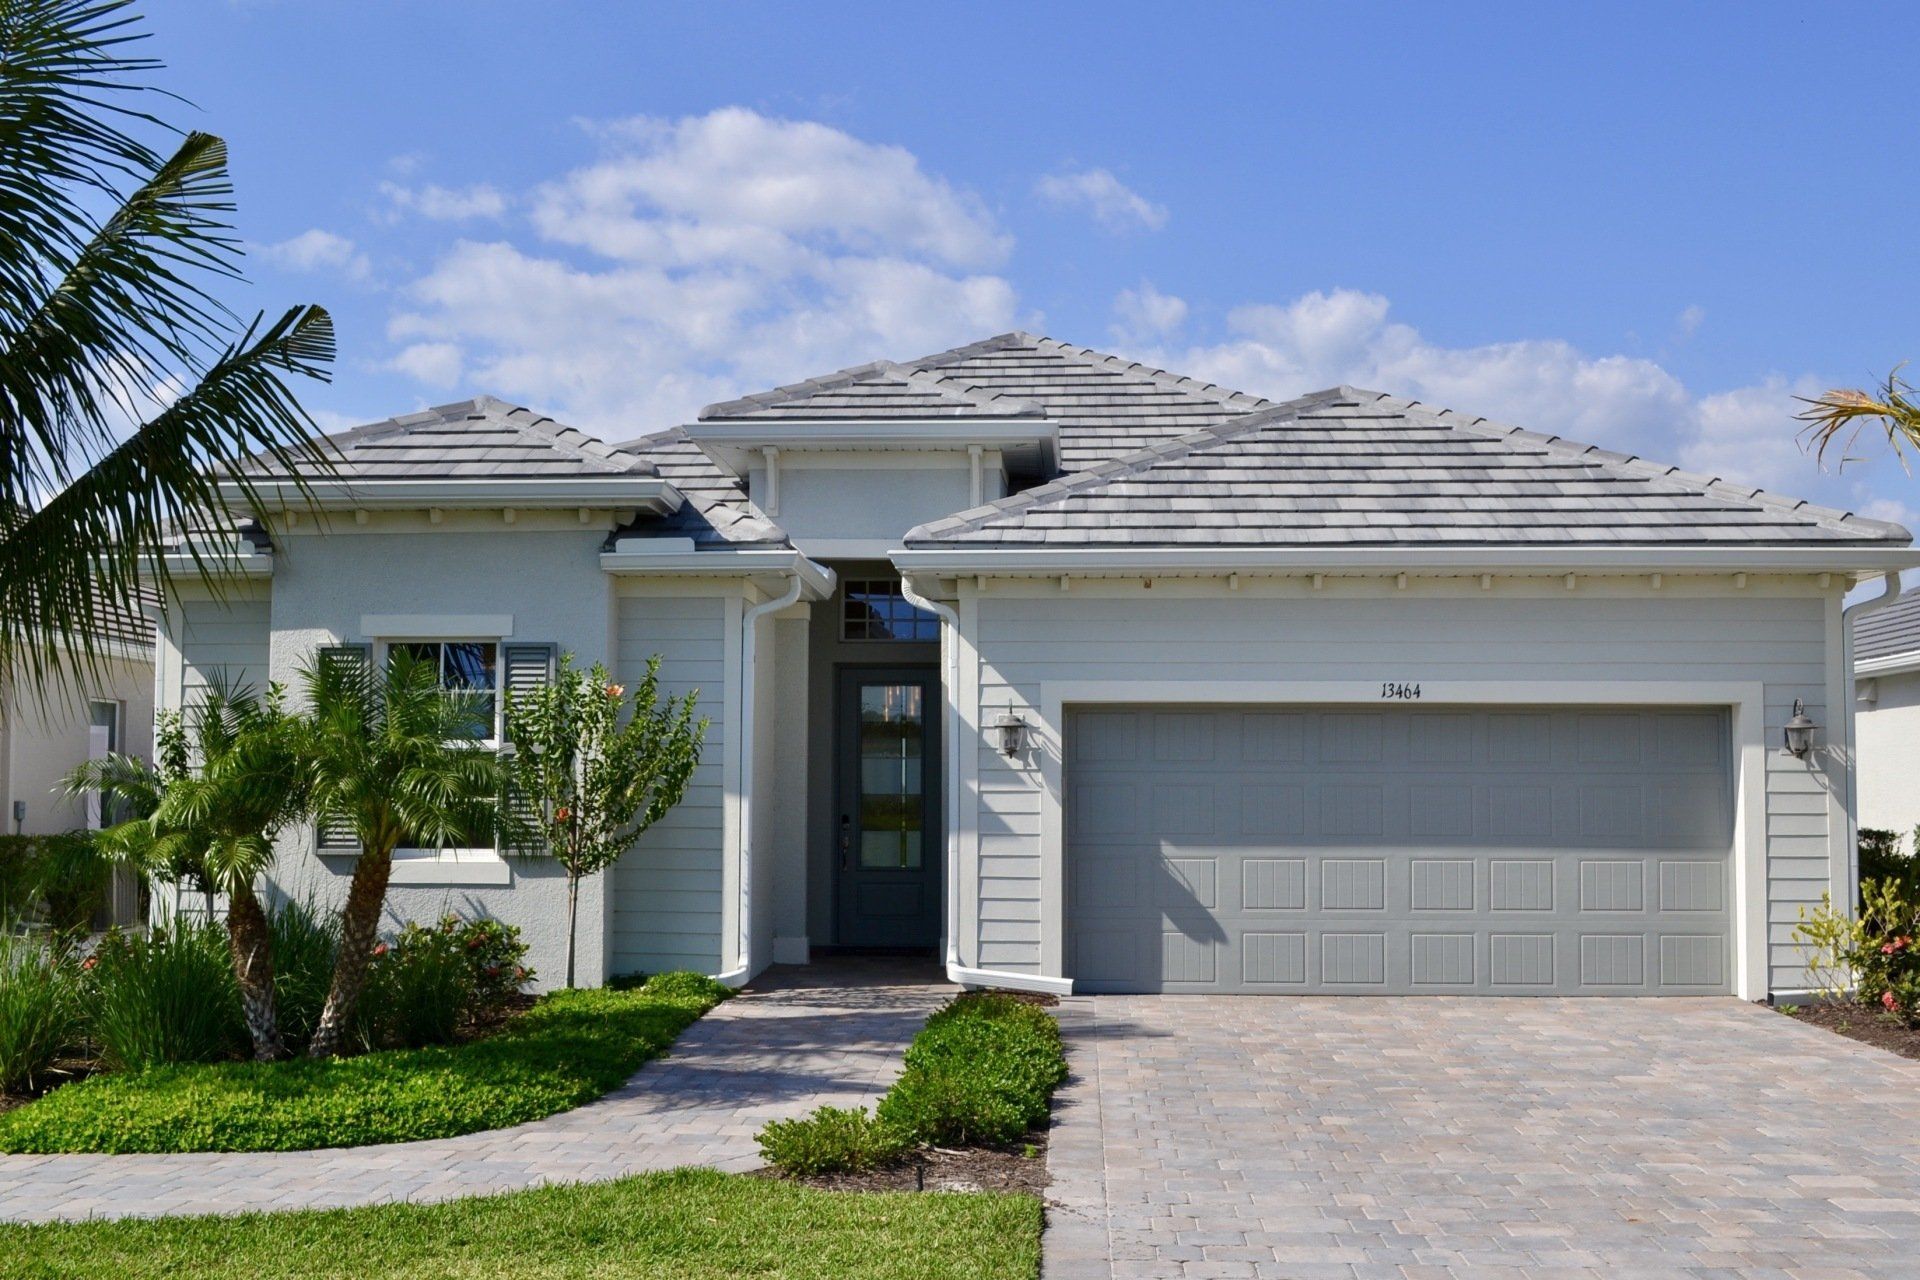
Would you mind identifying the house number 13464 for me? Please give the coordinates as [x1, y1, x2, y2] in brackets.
[1380, 682, 1421, 700]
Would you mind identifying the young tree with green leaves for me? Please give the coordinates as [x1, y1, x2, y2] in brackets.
[67, 675, 306, 1059]
[298, 648, 509, 1058]
[0, 1, 333, 695]
[504, 654, 708, 988]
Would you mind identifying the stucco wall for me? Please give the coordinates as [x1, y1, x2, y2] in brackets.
[1857, 669, 1920, 842]
[953, 576, 1843, 997]
[2, 652, 155, 835]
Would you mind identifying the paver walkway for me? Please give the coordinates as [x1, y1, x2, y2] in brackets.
[0, 960, 950, 1223]
[1044, 996, 1920, 1279]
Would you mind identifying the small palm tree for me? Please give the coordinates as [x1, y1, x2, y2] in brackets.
[0, 1, 333, 695]
[1799, 366, 1920, 468]
[298, 648, 509, 1059]
[68, 676, 306, 1059]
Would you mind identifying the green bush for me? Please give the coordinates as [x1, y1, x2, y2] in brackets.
[266, 899, 339, 1051]
[759, 991, 1067, 1175]
[0, 832, 113, 932]
[877, 994, 1066, 1146]
[756, 1105, 907, 1176]
[85, 924, 245, 1070]
[357, 916, 533, 1050]
[1798, 875, 1920, 1022]
[0, 973, 727, 1152]
[635, 970, 734, 1004]
[0, 935, 83, 1093]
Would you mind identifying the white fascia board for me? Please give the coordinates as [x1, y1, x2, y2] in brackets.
[599, 545, 836, 597]
[1854, 651, 1920, 679]
[217, 477, 684, 514]
[891, 545, 1920, 576]
[685, 419, 1056, 476]
[155, 548, 274, 579]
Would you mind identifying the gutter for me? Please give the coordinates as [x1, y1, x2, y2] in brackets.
[715, 564, 833, 987]
[1843, 572, 1904, 918]
[891, 546, 1920, 576]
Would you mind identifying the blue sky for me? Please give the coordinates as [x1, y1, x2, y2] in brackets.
[161, 1, 1919, 520]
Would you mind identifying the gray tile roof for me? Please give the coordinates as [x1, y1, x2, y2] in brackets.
[610, 429, 786, 547]
[905, 387, 1911, 549]
[699, 361, 1045, 421]
[1854, 586, 1920, 662]
[241, 397, 658, 480]
[906, 332, 1273, 469]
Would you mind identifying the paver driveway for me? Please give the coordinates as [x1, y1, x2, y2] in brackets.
[1044, 996, 1920, 1279]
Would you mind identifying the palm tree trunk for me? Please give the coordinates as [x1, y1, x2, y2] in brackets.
[225, 881, 281, 1061]
[565, 869, 579, 989]
[307, 847, 392, 1058]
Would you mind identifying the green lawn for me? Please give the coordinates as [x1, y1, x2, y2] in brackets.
[0, 975, 727, 1154]
[0, 1168, 1041, 1280]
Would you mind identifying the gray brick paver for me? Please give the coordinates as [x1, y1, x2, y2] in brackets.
[1042, 996, 1920, 1279]
[0, 963, 947, 1224]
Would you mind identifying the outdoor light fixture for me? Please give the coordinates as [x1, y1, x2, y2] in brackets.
[994, 708, 1027, 758]
[1783, 699, 1818, 759]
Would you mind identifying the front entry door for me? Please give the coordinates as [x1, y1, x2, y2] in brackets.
[835, 668, 941, 948]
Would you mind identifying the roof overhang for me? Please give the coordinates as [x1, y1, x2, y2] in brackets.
[599, 542, 836, 599]
[891, 545, 1920, 578]
[216, 476, 684, 514]
[682, 419, 1057, 478]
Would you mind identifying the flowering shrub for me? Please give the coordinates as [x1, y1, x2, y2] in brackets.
[1796, 875, 1920, 1024]
[358, 915, 532, 1049]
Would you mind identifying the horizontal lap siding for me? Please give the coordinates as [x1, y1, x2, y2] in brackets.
[176, 597, 271, 700]
[965, 590, 1833, 988]
[612, 595, 727, 976]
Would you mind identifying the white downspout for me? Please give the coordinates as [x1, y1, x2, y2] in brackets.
[1842, 571, 1903, 917]
[900, 574, 1074, 996]
[717, 568, 806, 987]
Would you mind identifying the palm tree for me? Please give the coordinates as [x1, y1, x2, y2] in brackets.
[68, 676, 306, 1059]
[1799, 367, 1920, 468]
[298, 648, 509, 1059]
[0, 1, 332, 696]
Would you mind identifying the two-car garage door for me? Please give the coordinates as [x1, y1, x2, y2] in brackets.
[1065, 705, 1734, 995]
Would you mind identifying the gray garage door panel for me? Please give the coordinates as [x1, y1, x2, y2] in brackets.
[1066, 706, 1733, 995]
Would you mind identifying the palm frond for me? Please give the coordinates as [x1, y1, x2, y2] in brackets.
[0, 304, 334, 690]
[1797, 365, 1920, 470]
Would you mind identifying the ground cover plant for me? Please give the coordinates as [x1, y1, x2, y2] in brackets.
[0, 971, 729, 1153]
[0, 1167, 1041, 1280]
[757, 992, 1066, 1178]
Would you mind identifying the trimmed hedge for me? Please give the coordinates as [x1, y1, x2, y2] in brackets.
[757, 992, 1066, 1175]
[0, 972, 732, 1154]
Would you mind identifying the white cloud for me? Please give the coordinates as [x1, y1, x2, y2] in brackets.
[380, 181, 508, 221]
[1149, 287, 1909, 510]
[382, 109, 1019, 432]
[1676, 304, 1707, 340]
[254, 229, 369, 282]
[1111, 283, 1187, 344]
[1035, 168, 1168, 233]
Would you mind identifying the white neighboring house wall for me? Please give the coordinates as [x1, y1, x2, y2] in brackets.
[1, 653, 155, 839]
[1856, 661, 1920, 842]
[933, 573, 1849, 1001]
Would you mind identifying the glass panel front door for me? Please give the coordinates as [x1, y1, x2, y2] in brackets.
[836, 668, 940, 947]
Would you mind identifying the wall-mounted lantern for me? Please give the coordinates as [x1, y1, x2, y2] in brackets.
[993, 708, 1027, 758]
[1783, 699, 1818, 759]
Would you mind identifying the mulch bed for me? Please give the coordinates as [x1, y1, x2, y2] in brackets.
[753, 1129, 1050, 1196]
[1781, 1001, 1920, 1062]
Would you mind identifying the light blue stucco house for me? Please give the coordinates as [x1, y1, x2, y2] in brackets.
[155, 332, 1918, 1000]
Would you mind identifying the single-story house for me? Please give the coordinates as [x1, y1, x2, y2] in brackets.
[1852, 583, 1920, 840]
[156, 332, 1917, 1000]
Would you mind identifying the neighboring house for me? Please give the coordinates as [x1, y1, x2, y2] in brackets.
[1851, 583, 1920, 841]
[0, 587, 156, 925]
[155, 332, 1916, 1001]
